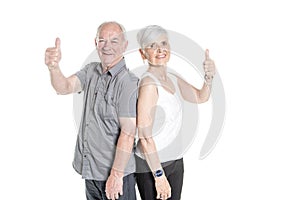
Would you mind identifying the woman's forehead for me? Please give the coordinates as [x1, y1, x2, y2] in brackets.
[149, 34, 169, 43]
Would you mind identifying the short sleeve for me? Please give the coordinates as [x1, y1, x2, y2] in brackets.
[75, 66, 88, 91]
[75, 63, 97, 91]
[117, 73, 139, 118]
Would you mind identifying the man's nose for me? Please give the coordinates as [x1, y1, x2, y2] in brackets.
[104, 41, 112, 47]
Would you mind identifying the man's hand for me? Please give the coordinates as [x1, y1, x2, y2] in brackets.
[105, 169, 124, 200]
[45, 38, 61, 70]
[203, 49, 216, 85]
[155, 175, 171, 200]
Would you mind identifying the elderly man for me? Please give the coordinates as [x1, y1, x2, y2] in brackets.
[45, 21, 138, 200]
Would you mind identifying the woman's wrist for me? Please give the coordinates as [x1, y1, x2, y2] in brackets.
[153, 168, 164, 178]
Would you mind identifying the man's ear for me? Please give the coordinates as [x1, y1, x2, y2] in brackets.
[94, 38, 97, 47]
[124, 40, 128, 50]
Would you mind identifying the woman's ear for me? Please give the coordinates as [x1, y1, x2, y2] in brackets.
[139, 49, 146, 60]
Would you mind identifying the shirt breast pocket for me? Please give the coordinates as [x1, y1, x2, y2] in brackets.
[103, 92, 119, 136]
[104, 92, 117, 117]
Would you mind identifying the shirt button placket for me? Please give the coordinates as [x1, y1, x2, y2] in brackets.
[83, 119, 90, 160]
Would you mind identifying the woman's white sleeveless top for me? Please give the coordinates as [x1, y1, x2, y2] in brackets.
[136, 72, 183, 162]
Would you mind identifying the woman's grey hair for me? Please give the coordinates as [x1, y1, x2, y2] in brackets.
[137, 25, 168, 49]
[96, 21, 127, 40]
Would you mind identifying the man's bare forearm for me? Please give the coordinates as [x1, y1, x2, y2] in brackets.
[49, 67, 80, 95]
[110, 131, 135, 176]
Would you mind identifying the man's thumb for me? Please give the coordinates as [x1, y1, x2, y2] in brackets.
[55, 37, 61, 49]
[205, 49, 209, 60]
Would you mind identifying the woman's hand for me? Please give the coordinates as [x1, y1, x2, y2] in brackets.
[203, 49, 216, 85]
[155, 175, 171, 199]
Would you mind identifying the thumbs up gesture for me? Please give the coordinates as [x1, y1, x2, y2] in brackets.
[203, 49, 216, 85]
[45, 38, 61, 70]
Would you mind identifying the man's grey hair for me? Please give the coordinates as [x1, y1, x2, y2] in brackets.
[96, 21, 127, 40]
[136, 25, 168, 49]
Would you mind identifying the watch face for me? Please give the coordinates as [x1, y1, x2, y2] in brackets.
[155, 169, 163, 177]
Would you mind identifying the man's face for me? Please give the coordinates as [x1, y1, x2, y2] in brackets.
[96, 24, 127, 69]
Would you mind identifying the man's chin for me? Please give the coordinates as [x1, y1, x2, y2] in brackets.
[100, 55, 123, 68]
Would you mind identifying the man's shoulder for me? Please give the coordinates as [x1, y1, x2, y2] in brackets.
[128, 70, 139, 82]
[79, 62, 100, 73]
[118, 68, 139, 83]
[87, 62, 100, 69]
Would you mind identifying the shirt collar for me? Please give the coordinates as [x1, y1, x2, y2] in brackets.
[97, 58, 126, 76]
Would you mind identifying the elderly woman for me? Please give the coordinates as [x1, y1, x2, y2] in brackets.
[135, 25, 216, 200]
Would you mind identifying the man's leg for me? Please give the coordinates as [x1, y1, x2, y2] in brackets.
[85, 174, 136, 200]
[119, 173, 137, 200]
[85, 179, 104, 200]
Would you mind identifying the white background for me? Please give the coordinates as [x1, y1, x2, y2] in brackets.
[1, 0, 300, 199]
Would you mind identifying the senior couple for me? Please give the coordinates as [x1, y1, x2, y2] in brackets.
[45, 21, 216, 200]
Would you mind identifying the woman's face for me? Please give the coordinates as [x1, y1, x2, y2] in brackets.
[143, 35, 170, 66]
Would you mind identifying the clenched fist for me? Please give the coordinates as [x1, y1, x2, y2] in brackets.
[45, 38, 61, 70]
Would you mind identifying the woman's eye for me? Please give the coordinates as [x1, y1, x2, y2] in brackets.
[150, 43, 156, 48]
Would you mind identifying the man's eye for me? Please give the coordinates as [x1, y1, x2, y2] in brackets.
[98, 39, 105, 43]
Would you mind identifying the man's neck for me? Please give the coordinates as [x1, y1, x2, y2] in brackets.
[102, 57, 123, 73]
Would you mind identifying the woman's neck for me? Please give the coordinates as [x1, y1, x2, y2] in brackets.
[148, 65, 168, 81]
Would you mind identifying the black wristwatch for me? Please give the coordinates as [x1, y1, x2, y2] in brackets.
[153, 169, 164, 178]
